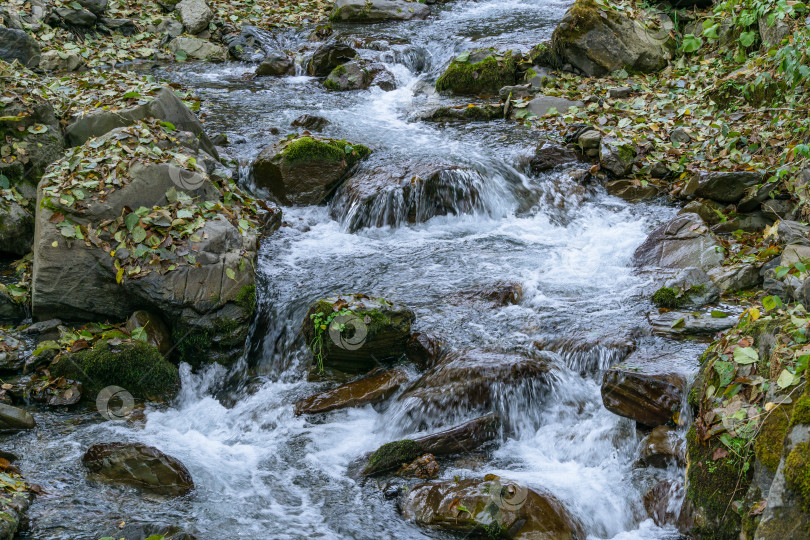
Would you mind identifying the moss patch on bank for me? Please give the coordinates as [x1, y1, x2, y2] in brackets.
[278, 135, 371, 166]
[50, 340, 179, 400]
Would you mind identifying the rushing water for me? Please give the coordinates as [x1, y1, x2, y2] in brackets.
[10, 1, 708, 538]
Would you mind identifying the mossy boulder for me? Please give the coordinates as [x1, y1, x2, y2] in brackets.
[252, 135, 371, 205]
[435, 49, 518, 96]
[49, 340, 179, 400]
[324, 61, 372, 91]
[363, 440, 421, 475]
[301, 294, 415, 373]
[551, 0, 675, 76]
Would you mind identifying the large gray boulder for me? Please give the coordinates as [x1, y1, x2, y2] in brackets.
[308, 41, 357, 76]
[330, 0, 430, 22]
[176, 0, 212, 34]
[51, 7, 97, 27]
[65, 87, 218, 159]
[0, 403, 35, 430]
[39, 49, 84, 72]
[0, 28, 41, 68]
[551, 0, 675, 76]
[680, 170, 763, 204]
[32, 124, 267, 366]
[634, 213, 725, 271]
[526, 95, 584, 117]
[0, 199, 34, 256]
[167, 36, 227, 62]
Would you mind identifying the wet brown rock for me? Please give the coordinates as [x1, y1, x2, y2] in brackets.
[644, 480, 683, 526]
[362, 414, 500, 475]
[637, 426, 685, 468]
[397, 453, 439, 479]
[294, 368, 408, 415]
[399, 476, 585, 539]
[405, 332, 443, 370]
[82, 442, 194, 495]
[126, 310, 172, 356]
[0, 403, 35, 431]
[529, 140, 579, 173]
[605, 179, 660, 202]
[601, 361, 686, 427]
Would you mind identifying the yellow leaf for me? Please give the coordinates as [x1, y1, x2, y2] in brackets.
[51, 241, 58, 247]
[116, 267, 124, 284]
[764, 402, 777, 412]
[763, 222, 779, 240]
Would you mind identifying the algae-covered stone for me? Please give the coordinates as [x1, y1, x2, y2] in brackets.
[82, 442, 194, 495]
[436, 49, 518, 96]
[363, 439, 421, 475]
[252, 135, 371, 205]
[599, 137, 636, 177]
[399, 476, 585, 539]
[49, 340, 179, 400]
[324, 61, 372, 91]
[551, 0, 675, 76]
[301, 294, 414, 373]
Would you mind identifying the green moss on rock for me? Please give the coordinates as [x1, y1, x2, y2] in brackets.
[791, 384, 810, 427]
[236, 284, 257, 316]
[436, 49, 518, 95]
[50, 341, 179, 400]
[684, 425, 751, 539]
[363, 439, 421, 475]
[755, 403, 794, 473]
[281, 136, 371, 166]
[651, 286, 686, 308]
[171, 316, 249, 368]
[785, 442, 810, 511]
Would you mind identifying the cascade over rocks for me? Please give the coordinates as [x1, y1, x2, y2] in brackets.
[399, 476, 585, 539]
[32, 123, 269, 367]
[601, 357, 686, 427]
[301, 294, 415, 373]
[329, 160, 486, 231]
[634, 213, 725, 271]
[637, 426, 686, 468]
[551, 0, 675, 77]
[252, 135, 371, 205]
[396, 349, 556, 419]
[82, 442, 194, 495]
[330, 0, 430, 22]
[436, 49, 518, 95]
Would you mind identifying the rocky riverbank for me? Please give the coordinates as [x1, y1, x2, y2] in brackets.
[2, 0, 810, 537]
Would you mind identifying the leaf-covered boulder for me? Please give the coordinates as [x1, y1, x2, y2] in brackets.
[551, 0, 675, 76]
[399, 476, 585, 539]
[82, 442, 194, 495]
[65, 86, 219, 158]
[167, 37, 227, 62]
[251, 135, 371, 205]
[328, 160, 486, 231]
[31, 121, 275, 366]
[599, 137, 637, 177]
[0, 63, 65, 198]
[301, 294, 415, 373]
[330, 0, 430, 22]
[680, 170, 764, 204]
[436, 49, 518, 95]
